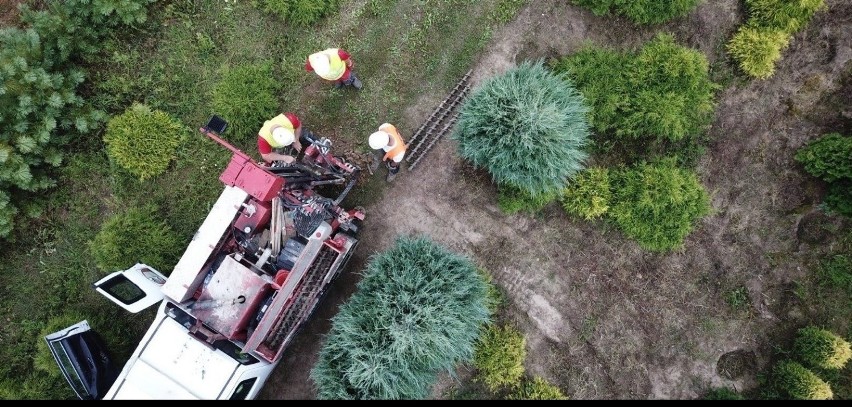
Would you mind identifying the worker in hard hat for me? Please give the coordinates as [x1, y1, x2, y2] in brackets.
[368, 123, 407, 182]
[305, 48, 362, 90]
[257, 112, 304, 164]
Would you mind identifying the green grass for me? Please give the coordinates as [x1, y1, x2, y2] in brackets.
[0, 0, 526, 399]
[725, 286, 751, 312]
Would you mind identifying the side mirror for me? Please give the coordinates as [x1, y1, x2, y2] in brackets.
[203, 115, 229, 135]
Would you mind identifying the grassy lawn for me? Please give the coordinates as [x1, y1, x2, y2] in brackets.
[0, 0, 525, 399]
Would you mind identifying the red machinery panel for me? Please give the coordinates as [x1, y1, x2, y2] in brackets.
[219, 154, 250, 185]
[233, 199, 272, 235]
[235, 163, 285, 202]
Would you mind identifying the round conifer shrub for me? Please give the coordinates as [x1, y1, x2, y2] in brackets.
[453, 60, 590, 198]
[89, 205, 182, 273]
[104, 103, 186, 181]
[795, 133, 852, 183]
[794, 326, 852, 370]
[609, 158, 710, 251]
[727, 26, 790, 79]
[311, 236, 490, 399]
[211, 62, 279, 142]
[473, 324, 527, 392]
[773, 360, 833, 400]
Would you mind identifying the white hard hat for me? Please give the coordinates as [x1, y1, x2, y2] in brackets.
[309, 52, 331, 76]
[272, 126, 295, 146]
[369, 131, 390, 149]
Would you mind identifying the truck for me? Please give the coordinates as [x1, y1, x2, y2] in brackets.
[44, 116, 365, 399]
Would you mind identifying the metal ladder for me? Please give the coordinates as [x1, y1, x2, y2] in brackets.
[405, 70, 472, 170]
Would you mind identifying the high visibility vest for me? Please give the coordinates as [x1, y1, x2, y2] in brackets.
[309, 49, 347, 81]
[381, 124, 407, 161]
[258, 114, 296, 148]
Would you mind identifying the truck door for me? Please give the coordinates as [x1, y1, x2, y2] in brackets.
[93, 263, 167, 313]
[44, 320, 119, 399]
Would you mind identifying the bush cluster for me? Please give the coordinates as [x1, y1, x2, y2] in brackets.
[453, 60, 590, 198]
[570, 0, 701, 25]
[311, 236, 490, 399]
[211, 62, 280, 143]
[89, 204, 183, 273]
[816, 254, 852, 292]
[553, 33, 717, 144]
[746, 0, 826, 33]
[104, 103, 186, 181]
[558, 160, 710, 251]
[727, 0, 826, 79]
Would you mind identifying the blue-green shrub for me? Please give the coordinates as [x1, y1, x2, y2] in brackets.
[311, 236, 491, 399]
[453, 60, 590, 198]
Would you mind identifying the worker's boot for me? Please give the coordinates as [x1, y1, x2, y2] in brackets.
[386, 162, 399, 182]
[344, 72, 362, 90]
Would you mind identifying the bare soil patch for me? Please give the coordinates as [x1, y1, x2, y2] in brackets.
[0, 0, 22, 27]
[262, 0, 851, 399]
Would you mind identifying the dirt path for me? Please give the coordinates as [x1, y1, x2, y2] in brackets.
[262, 0, 851, 399]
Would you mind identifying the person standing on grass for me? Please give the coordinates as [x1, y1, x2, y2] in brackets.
[368, 123, 407, 182]
[257, 112, 304, 164]
[305, 48, 363, 90]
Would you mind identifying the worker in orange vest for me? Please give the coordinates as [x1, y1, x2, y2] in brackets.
[305, 48, 362, 90]
[257, 112, 304, 164]
[368, 123, 407, 182]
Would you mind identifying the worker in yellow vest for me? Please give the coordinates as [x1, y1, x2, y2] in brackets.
[305, 48, 362, 90]
[257, 112, 304, 164]
[368, 123, 407, 182]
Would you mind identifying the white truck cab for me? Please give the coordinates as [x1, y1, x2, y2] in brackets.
[44, 116, 364, 400]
